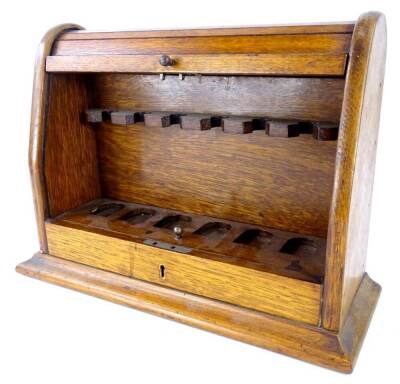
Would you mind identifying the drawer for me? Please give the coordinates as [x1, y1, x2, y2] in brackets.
[132, 242, 321, 325]
[46, 222, 321, 325]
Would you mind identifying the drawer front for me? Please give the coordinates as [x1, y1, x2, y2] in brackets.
[46, 223, 131, 276]
[132, 242, 321, 325]
[46, 223, 321, 325]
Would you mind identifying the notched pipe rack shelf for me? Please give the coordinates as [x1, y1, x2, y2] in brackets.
[85, 109, 339, 141]
[55, 198, 327, 284]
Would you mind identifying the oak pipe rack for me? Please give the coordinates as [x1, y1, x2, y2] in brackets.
[85, 109, 339, 140]
[16, 12, 386, 372]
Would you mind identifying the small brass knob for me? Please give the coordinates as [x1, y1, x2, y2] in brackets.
[159, 54, 174, 66]
[173, 226, 183, 240]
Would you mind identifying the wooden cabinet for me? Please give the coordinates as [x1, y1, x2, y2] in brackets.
[16, 12, 386, 372]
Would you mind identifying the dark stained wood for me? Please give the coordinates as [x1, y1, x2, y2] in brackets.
[16, 255, 380, 373]
[52, 34, 352, 55]
[46, 53, 347, 76]
[29, 24, 83, 253]
[95, 123, 337, 237]
[91, 74, 345, 123]
[323, 12, 387, 331]
[312, 123, 339, 141]
[44, 74, 101, 217]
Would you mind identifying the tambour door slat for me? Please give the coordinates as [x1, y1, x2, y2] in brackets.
[46, 53, 347, 76]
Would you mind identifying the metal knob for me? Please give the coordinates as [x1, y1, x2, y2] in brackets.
[173, 226, 183, 240]
[159, 54, 174, 67]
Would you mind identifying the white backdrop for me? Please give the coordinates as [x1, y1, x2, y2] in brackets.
[1, 0, 399, 382]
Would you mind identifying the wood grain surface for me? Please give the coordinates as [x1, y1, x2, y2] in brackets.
[16, 254, 381, 373]
[44, 74, 101, 217]
[53, 198, 327, 283]
[20, 14, 385, 372]
[45, 221, 321, 324]
[132, 241, 321, 324]
[46, 53, 347, 76]
[29, 24, 83, 253]
[92, 74, 344, 122]
[46, 222, 131, 276]
[57, 23, 354, 40]
[96, 123, 337, 237]
[52, 33, 351, 55]
[323, 12, 386, 331]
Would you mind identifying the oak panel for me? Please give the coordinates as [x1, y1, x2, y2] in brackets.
[46, 53, 347, 76]
[46, 222, 131, 276]
[132, 242, 321, 325]
[323, 12, 387, 330]
[92, 74, 345, 122]
[46, 221, 321, 324]
[16, 254, 381, 373]
[53, 197, 326, 283]
[57, 24, 354, 40]
[52, 34, 351, 56]
[45, 74, 101, 217]
[29, 24, 82, 253]
[96, 124, 337, 237]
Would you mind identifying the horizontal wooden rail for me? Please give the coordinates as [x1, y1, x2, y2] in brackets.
[46, 53, 347, 76]
[52, 34, 351, 56]
[57, 23, 354, 40]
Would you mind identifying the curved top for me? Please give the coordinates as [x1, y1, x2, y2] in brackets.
[56, 22, 354, 40]
[37, 23, 84, 57]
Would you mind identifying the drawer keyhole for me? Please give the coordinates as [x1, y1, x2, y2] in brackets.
[159, 264, 166, 279]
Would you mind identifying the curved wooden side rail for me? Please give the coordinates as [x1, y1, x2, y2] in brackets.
[29, 24, 83, 253]
[323, 12, 386, 330]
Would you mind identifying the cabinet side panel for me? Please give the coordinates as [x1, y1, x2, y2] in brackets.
[29, 24, 82, 252]
[44, 74, 101, 217]
[340, 17, 386, 324]
[323, 12, 386, 330]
